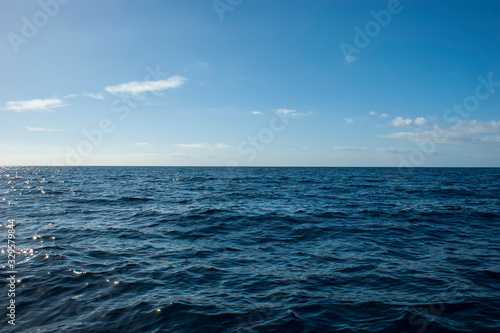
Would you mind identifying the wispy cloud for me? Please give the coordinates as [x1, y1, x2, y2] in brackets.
[176, 143, 233, 149]
[391, 116, 429, 127]
[380, 113, 390, 118]
[64, 94, 77, 99]
[105, 75, 187, 96]
[1, 98, 66, 112]
[215, 143, 232, 149]
[414, 117, 428, 126]
[277, 108, 312, 118]
[252, 111, 264, 115]
[27, 127, 61, 132]
[391, 116, 414, 127]
[376, 147, 412, 154]
[344, 55, 358, 64]
[176, 143, 211, 149]
[381, 119, 500, 148]
[83, 92, 105, 100]
[333, 146, 367, 151]
[344, 117, 354, 124]
[135, 142, 154, 146]
[369, 111, 377, 116]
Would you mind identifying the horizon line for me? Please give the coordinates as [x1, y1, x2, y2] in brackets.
[1, 165, 499, 168]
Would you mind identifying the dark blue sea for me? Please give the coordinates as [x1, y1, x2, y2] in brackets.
[1, 167, 500, 332]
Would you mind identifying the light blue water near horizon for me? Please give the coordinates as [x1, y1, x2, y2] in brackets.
[1, 167, 500, 332]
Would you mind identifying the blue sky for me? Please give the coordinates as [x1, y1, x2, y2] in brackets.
[1, 0, 499, 166]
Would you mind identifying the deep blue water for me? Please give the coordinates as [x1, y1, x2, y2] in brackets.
[1, 167, 500, 332]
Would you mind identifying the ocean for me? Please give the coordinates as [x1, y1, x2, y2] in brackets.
[1, 166, 499, 332]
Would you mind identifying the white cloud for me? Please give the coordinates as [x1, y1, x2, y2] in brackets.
[1, 98, 66, 112]
[344, 117, 354, 124]
[215, 143, 232, 149]
[390, 116, 429, 127]
[344, 55, 358, 63]
[333, 146, 367, 151]
[135, 142, 153, 146]
[277, 108, 312, 118]
[381, 120, 500, 148]
[380, 113, 390, 118]
[302, 145, 310, 150]
[369, 111, 377, 116]
[64, 94, 77, 99]
[252, 111, 263, 115]
[27, 127, 60, 132]
[175, 143, 232, 150]
[105, 75, 187, 96]
[414, 117, 428, 126]
[176, 143, 211, 149]
[376, 147, 412, 154]
[83, 92, 105, 100]
[391, 116, 414, 127]
[277, 108, 295, 115]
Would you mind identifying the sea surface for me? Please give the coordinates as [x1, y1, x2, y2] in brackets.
[1, 167, 500, 332]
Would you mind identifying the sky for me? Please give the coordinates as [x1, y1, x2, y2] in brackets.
[1, 0, 499, 167]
